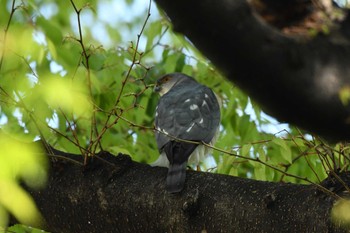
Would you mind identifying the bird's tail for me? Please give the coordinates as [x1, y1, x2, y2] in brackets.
[166, 162, 187, 193]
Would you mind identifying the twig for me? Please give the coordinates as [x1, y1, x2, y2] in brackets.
[47, 153, 84, 166]
[47, 125, 87, 152]
[144, 26, 169, 55]
[0, 0, 17, 70]
[117, 114, 342, 199]
[113, 0, 152, 108]
[69, 0, 100, 162]
[57, 108, 85, 155]
[90, 0, 153, 154]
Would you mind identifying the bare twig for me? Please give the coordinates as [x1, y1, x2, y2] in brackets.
[89, 0, 153, 155]
[0, 0, 17, 70]
[113, 0, 152, 108]
[47, 153, 84, 166]
[47, 124, 87, 152]
[57, 108, 85, 155]
[69, 0, 100, 162]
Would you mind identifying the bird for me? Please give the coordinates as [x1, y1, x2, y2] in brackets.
[152, 72, 221, 193]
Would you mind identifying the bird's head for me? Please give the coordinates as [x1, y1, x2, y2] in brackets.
[154, 73, 195, 96]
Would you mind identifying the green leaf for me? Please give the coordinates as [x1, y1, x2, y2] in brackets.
[254, 163, 266, 181]
[0, 134, 47, 227]
[332, 199, 350, 228]
[339, 86, 350, 106]
[217, 156, 236, 175]
[272, 138, 292, 164]
[8, 224, 50, 233]
[89, 52, 106, 71]
[175, 53, 186, 72]
[238, 114, 258, 143]
[145, 21, 162, 51]
[241, 144, 251, 157]
[0, 205, 9, 229]
[37, 17, 63, 45]
[109, 146, 132, 156]
[229, 166, 238, 176]
[254, 149, 267, 181]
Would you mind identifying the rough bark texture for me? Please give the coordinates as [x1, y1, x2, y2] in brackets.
[154, 0, 350, 142]
[22, 148, 349, 233]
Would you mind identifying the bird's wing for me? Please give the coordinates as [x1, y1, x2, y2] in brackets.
[155, 83, 220, 150]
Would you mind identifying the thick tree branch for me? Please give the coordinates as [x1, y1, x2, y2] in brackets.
[19, 146, 349, 232]
[154, 0, 350, 142]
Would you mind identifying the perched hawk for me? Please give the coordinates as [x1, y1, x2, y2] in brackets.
[152, 73, 220, 193]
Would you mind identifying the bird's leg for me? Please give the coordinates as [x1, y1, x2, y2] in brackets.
[196, 165, 201, 171]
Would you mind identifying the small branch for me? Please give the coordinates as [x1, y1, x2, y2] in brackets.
[47, 125, 87, 152]
[0, 0, 17, 70]
[57, 108, 85, 155]
[90, 0, 153, 153]
[280, 134, 322, 183]
[203, 141, 341, 199]
[144, 26, 169, 55]
[113, 0, 152, 108]
[69, 0, 100, 161]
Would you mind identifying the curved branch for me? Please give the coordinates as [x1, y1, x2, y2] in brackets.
[154, 0, 350, 142]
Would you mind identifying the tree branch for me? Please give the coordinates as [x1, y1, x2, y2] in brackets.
[19, 145, 349, 232]
[154, 0, 350, 142]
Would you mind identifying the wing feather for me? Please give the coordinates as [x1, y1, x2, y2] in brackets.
[155, 83, 220, 152]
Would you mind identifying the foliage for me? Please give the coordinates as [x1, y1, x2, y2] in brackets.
[332, 199, 350, 230]
[0, 135, 46, 228]
[4, 224, 45, 233]
[0, 0, 349, 231]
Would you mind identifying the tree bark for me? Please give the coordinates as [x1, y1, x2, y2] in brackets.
[20, 146, 348, 233]
[154, 0, 350, 142]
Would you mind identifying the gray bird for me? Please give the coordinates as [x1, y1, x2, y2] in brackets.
[152, 73, 221, 193]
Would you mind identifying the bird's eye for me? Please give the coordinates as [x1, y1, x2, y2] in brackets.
[163, 76, 170, 82]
